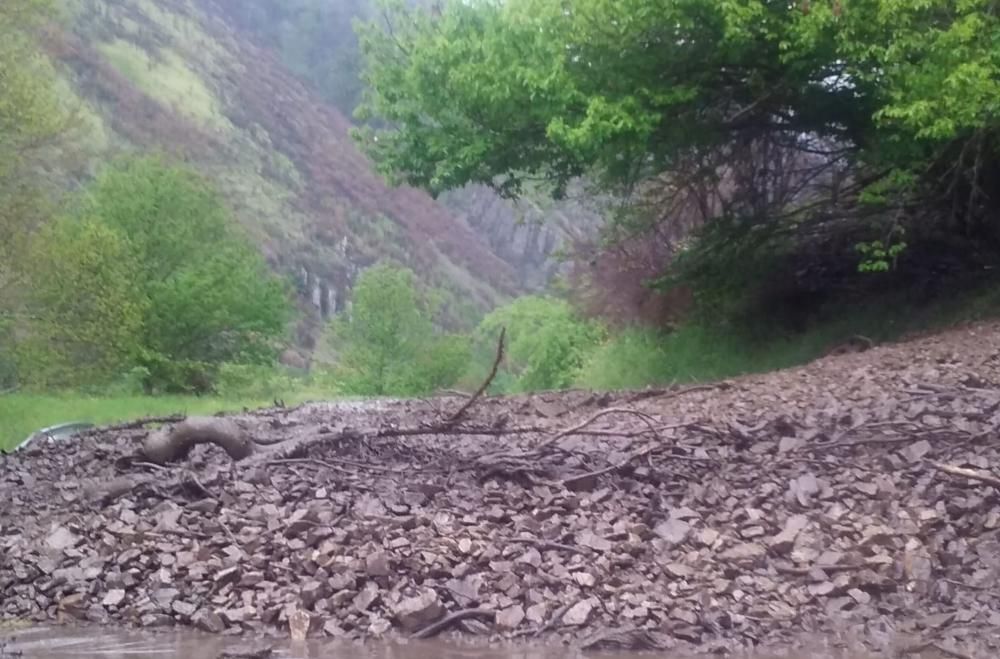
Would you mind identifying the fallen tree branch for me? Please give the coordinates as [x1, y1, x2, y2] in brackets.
[411, 607, 495, 639]
[927, 460, 1000, 490]
[447, 327, 505, 424]
[436, 389, 471, 398]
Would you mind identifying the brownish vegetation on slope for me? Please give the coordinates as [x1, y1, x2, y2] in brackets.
[210, 25, 520, 297]
[40, 0, 523, 341]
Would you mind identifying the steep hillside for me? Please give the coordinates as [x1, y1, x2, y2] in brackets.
[42, 0, 526, 348]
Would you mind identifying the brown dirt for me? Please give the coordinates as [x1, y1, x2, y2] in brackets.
[4, 321, 1000, 656]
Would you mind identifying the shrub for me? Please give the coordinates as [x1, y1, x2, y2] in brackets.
[475, 296, 605, 393]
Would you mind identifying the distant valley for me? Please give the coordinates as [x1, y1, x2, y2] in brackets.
[45, 0, 601, 352]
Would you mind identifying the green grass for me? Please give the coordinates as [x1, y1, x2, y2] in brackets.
[0, 391, 327, 453]
[576, 281, 1000, 391]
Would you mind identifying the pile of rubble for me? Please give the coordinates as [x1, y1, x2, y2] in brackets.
[3, 322, 1000, 656]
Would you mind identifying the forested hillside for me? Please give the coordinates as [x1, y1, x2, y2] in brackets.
[40, 0, 562, 343]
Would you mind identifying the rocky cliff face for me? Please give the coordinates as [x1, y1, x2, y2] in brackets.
[440, 184, 607, 292]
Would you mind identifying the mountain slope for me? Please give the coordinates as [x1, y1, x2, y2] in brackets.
[44, 0, 525, 348]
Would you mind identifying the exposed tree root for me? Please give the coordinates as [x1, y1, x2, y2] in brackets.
[142, 417, 255, 465]
[411, 608, 494, 639]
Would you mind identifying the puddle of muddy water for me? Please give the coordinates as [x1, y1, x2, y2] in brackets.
[0, 626, 915, 659]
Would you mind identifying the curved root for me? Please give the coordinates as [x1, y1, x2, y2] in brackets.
[142, 416, 255, 465]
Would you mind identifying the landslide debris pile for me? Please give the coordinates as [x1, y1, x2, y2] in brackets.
[3, 324, 1000, 656]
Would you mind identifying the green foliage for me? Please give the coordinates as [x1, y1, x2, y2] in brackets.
[0, 0, 67, 310]
[357, 0, 1000, 199]
[90, 156, 292, 390]
[356, 0, 1000, 336]
[329, 263, 468, 396]
[0, 0, 65, 178]
[856, 238, 907, 273]
[354, 0, 867, 198]
[580, 275, 1000, 392]
[475, 296, 605, 392]
[18, 217, 145, 389]
[662, 215, 793, 322]
[17, 156, 293, 393]
[415, 333, 473, 393]
[575, 324, 808, 391]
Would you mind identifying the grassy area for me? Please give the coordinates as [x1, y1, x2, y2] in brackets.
[0, 391, 325, 453]
[577, 282, 1000, 391]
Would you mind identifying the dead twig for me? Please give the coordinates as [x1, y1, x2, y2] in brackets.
[411, 607, 494, 639]
[530, 407, 661, 456]
[507, 536, 590, 555]
[266, 457, 360, 476]
[447, 327, 506, 424]
[804, 434, 949, 454]
[533, 602, 573, 638]
[625, 382, 725, 404]
[927, 460, 1000, 490]
[218, 519, 242, 548]
[772, 562, 872, 576]
[940, 578, 988, 592]
[436, 389, 471, 398]
[560, 442, 712, 490]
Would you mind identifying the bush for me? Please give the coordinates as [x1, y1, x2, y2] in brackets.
[15, 156, 294, 393]
[329, 263, 470, 396]
[474, 296, 605, 393]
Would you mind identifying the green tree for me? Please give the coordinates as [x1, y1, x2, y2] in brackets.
[0, 0, 68, 386]
[84, 156, 293, 392]
[355, 0, 1000, 325]
[19, 156, 294, 393]
[354, 0, 868, 199]
[17, 218, 145, 389]
[476, 296, 605, 392]
[330, 263, 468, 395]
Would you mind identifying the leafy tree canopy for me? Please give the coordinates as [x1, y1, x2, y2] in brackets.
[356, 0, 998, 200]
[356, 0, 1000, 324]
[0, 0, 67, 304]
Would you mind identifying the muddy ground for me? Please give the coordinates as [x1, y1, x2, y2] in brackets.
[3, 322, 1000, 657]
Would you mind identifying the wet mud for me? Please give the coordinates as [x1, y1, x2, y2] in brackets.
[3, 322, 1000, 657]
